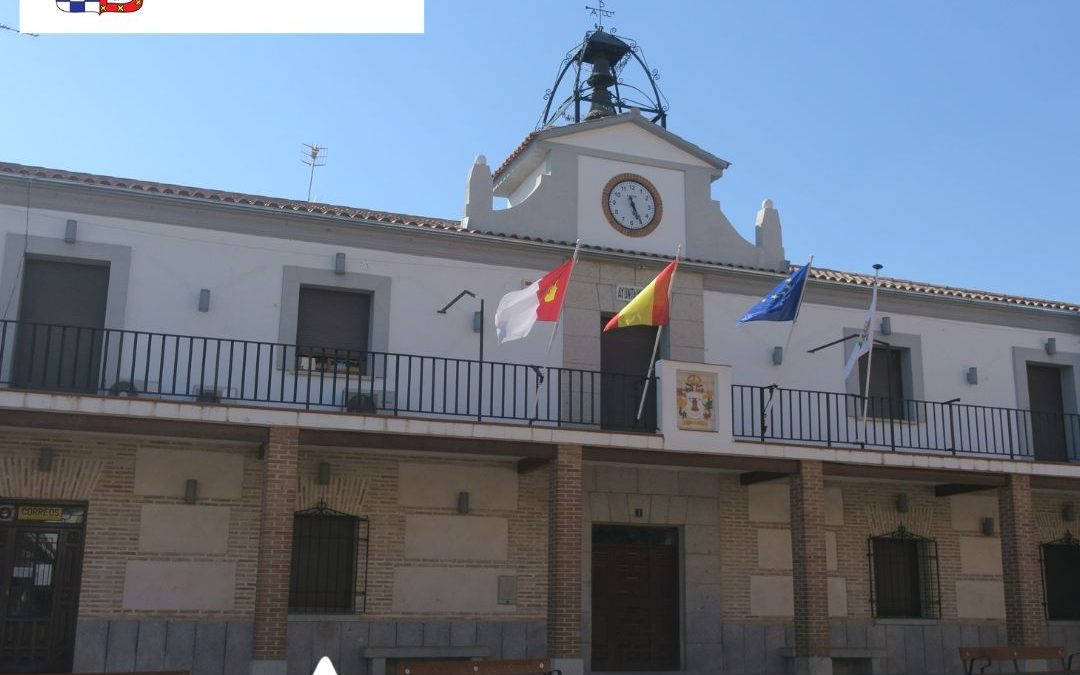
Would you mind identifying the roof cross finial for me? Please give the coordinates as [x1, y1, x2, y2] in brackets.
[585, 0, 614, 31]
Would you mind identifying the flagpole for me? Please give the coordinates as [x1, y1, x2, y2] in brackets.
[544, 239, 582, 356]
[762, 256, 814, 427]
[636, 244, 681, 422]
[859, 264, 883, 442]
[533, 240, 582, 421]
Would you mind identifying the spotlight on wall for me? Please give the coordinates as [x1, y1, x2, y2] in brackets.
[334, 252, 346, 275]
[880, 316, 892, 336]
[966, 367, 978, 385]
[317, 462, 331, 486]
[1046, 337, 1057, 355]
[895, 493, 909, 514]
[38, 447, 54, 472]
[1063, 502, 1076, 523]
[184, 479, 199, 504]
[64, 219, 78, 244]
[981, 516, 995, 536]
[772, 346, 784, 366]
[457, 491, 470, 514]
[198, 289, 211, 313]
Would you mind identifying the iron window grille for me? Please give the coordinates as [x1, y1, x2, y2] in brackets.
[1040, 532, 1080, 620]
[868, 525, 941, 619]
[288, 502, 369, 614]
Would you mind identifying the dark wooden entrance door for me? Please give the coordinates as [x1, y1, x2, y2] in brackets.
[1027, 364, 1068, 461]
[591, 525, 679, 672]
[0, 504, 87, 673]
[13, 258, 109, 392]
[600, 317, 658, 431]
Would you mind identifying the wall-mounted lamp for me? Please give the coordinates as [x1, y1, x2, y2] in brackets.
[966, 367, 978, 385]
[334, 252, 346, 275]
[1063, 502, 1076, 523]
[184, 479, 199, 504]
[472, 311, 483, 333]
[64, 219, 78, 244]
[880, 316, 892, 336]
[317, 462, 331, 486]
[895, 493, 909, 514]
[38, 447, 54, 472]
[457, 491, 470, 514]
[981, 516, 995, 536]
[772, 346, 784, 366]
[1046, 337, 1057, 355]
[198, 289, 211, 313]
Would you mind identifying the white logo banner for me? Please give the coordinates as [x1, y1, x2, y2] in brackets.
[21, 0, 424, 34]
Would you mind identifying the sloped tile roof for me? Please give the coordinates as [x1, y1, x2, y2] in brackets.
[2, 161, 1076, 314]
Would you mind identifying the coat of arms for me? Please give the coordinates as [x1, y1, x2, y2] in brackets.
[676, 371, 716, 431]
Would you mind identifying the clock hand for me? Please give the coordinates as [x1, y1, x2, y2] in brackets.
[628, 195, 644, 224]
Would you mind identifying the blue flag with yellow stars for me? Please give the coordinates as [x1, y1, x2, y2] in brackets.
[737, 263, 811, 323]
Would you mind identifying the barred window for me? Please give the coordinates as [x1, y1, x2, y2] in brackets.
[1042, 534, 1080, 620]
[868, 527, 940, 619]
[288, 503, 369, 614]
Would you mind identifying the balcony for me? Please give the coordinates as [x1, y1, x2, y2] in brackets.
[0, 320, 655, 432]
[0, 320, 1075, 462]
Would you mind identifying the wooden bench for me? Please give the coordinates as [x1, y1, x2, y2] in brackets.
[960, 646, 1079, 674]
[398, 658, 560, 675]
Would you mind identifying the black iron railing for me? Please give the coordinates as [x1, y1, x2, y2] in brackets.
[0, 320, 656, 431]
[733, 384, 1080, 460]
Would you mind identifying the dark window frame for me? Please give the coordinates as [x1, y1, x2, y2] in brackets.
[868, 526, 941, 619]
[295, 286, 373, 375]
[1041, 532, 1080, 620]
[858, 345, 910, 421]
[288, 502, 369, 615]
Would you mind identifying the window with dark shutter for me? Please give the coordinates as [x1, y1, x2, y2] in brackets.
[869, 527, 940, 619]
[296, 287, 372, 373]
[858, 346, 907, 419]
[288, 504, 369, 614]
[1042, 536, 1080, 620]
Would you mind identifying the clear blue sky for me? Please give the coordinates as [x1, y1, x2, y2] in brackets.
[2, 1, 1078, 303]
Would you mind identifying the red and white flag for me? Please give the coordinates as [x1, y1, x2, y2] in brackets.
[494, 260, 574, 343]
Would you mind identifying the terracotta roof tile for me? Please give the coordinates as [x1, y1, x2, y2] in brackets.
[2, 161, 1076, 315]
[492, 131, 540, 182]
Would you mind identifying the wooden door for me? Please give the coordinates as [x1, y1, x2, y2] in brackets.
[13, 258, 109, 392]
[0, 505, 86, 673]
[600, 317, 658, 431]
[591, 525, 679, 672]
[1027, 364, 1067, 461]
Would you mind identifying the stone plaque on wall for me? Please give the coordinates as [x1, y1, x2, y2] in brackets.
[675, 370, 716, 431]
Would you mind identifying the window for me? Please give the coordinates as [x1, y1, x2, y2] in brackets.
[295, 286, 372, 374]
[288, 503, 369, 614]
[1042, 535, 1080, 620]
[868, 527, 940, 619]
[858, 346, 908, 419]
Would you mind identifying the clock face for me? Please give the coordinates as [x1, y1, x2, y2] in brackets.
[602, 173, 663, 237]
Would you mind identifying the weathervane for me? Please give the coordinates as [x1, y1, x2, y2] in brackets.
[585, 0, 614, 31]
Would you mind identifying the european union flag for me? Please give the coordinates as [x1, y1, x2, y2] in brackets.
[737, 263, 811, 323]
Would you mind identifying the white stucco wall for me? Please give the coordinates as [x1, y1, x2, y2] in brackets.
[0, 203, 563, 369]
[705, 290, 1079, 410]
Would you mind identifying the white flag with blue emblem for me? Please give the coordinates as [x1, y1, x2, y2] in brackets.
[842, 282, 878, 379]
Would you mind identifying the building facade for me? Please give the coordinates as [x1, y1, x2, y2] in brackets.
[1, 36, 1079, 675]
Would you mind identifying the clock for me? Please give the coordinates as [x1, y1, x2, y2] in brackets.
[602, 173, 663, 237]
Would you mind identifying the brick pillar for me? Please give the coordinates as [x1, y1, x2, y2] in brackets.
[548, 444, 583, 675]
[790, 460, 832, 675]
[999, 474, 1045, 646]
[252, 426, 299, 675]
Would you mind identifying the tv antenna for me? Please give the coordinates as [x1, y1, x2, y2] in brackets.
[301, 144, 327, 202]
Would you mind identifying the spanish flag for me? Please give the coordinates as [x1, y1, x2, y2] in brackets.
[604, 258, 679, 331]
